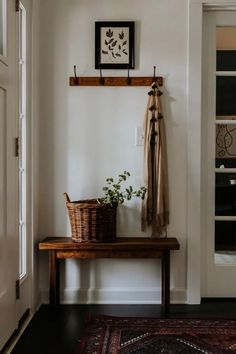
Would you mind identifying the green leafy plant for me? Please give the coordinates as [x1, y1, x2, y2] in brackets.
[97, 171, 146, 206]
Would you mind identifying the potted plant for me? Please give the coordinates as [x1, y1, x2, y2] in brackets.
[97, 170, 146, 205]
[64, 171, 146, 243]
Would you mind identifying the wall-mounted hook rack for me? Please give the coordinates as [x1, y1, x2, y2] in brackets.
[69, 65, 163, 87]
[69, 76, 163, 87]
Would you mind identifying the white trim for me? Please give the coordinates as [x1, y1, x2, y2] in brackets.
[29, 0, 41, 312]
[187, 0, 203, 304]
[19, 1, 27, 280]
[40, 287, 187, 305]
[23, 0, 34, 313]
[15, 0, 41, 320]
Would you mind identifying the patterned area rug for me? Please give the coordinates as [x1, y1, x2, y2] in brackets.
[78, 316, 236, 353]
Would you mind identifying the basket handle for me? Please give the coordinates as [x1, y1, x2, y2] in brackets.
[64, 192, 71, 203]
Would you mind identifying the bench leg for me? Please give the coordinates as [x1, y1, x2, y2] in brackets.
[49, 250, 60, 305]
[162, 250, 170, 315]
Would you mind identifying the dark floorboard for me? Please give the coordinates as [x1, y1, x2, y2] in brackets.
[10, 302, 236, 354]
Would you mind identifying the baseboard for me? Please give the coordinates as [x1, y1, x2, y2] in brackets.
[41, 287, 186, 304]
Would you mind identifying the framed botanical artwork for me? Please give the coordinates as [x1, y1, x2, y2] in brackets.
[95, 21, 135, 69]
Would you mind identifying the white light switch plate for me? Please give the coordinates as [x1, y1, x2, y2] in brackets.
[135, 126, 144, 146]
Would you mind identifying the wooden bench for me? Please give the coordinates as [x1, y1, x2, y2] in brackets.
[39, 237, 180, 314]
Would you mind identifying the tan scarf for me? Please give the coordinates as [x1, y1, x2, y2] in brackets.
[141, 82, 169, 237]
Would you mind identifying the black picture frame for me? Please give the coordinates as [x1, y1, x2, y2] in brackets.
[95, 21, 135, 69]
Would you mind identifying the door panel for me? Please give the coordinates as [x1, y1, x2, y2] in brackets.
[0, 0, 19, 349]
[0, 83, 18, 349]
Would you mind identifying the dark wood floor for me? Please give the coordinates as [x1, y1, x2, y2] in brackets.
[10, 301, 236, 354]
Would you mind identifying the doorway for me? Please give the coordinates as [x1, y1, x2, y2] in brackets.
[202, 10, 236, 297]
[187, 1, 236, 304]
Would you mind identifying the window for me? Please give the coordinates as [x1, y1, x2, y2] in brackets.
[0, 0, 6, 57]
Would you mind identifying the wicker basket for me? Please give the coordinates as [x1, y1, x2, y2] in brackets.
[64, 193, 117, 242]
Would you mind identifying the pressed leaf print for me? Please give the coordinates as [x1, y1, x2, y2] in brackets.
[119, 30, 124, 40]
[106, 28, 113, 38]
[100, 26, 129, 63]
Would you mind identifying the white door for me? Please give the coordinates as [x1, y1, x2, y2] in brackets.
[203, 10, 236, 297]
[0, 0, 19, 349]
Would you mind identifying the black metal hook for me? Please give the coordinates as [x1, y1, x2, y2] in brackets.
[127, 67, 131, 85]
[99, 67, 104, 85]
[152, 65, 156, 83]
[74, 65, 79, 84]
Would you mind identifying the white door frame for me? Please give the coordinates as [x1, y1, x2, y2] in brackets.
[28, 0, 40, 312]
[22, 0, 40, 313]
[187, 0, 236, 303]
[16, 0, 40, 317]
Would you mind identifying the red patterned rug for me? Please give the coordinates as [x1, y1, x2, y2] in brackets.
[78, 316, 236, 353]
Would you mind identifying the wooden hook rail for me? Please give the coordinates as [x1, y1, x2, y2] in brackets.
[69, 76, 163, 87]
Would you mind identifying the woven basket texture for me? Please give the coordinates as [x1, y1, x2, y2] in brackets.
[65, 194, 117, 242]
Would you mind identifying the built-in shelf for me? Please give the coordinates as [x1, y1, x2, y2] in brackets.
[215, 216, 236, 221]
[216, 71, 236, 76]
[215, 168, 236, 173]
[69, 76, 163, 87]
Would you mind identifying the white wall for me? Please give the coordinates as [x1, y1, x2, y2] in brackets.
[39, 0, 188, 304]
